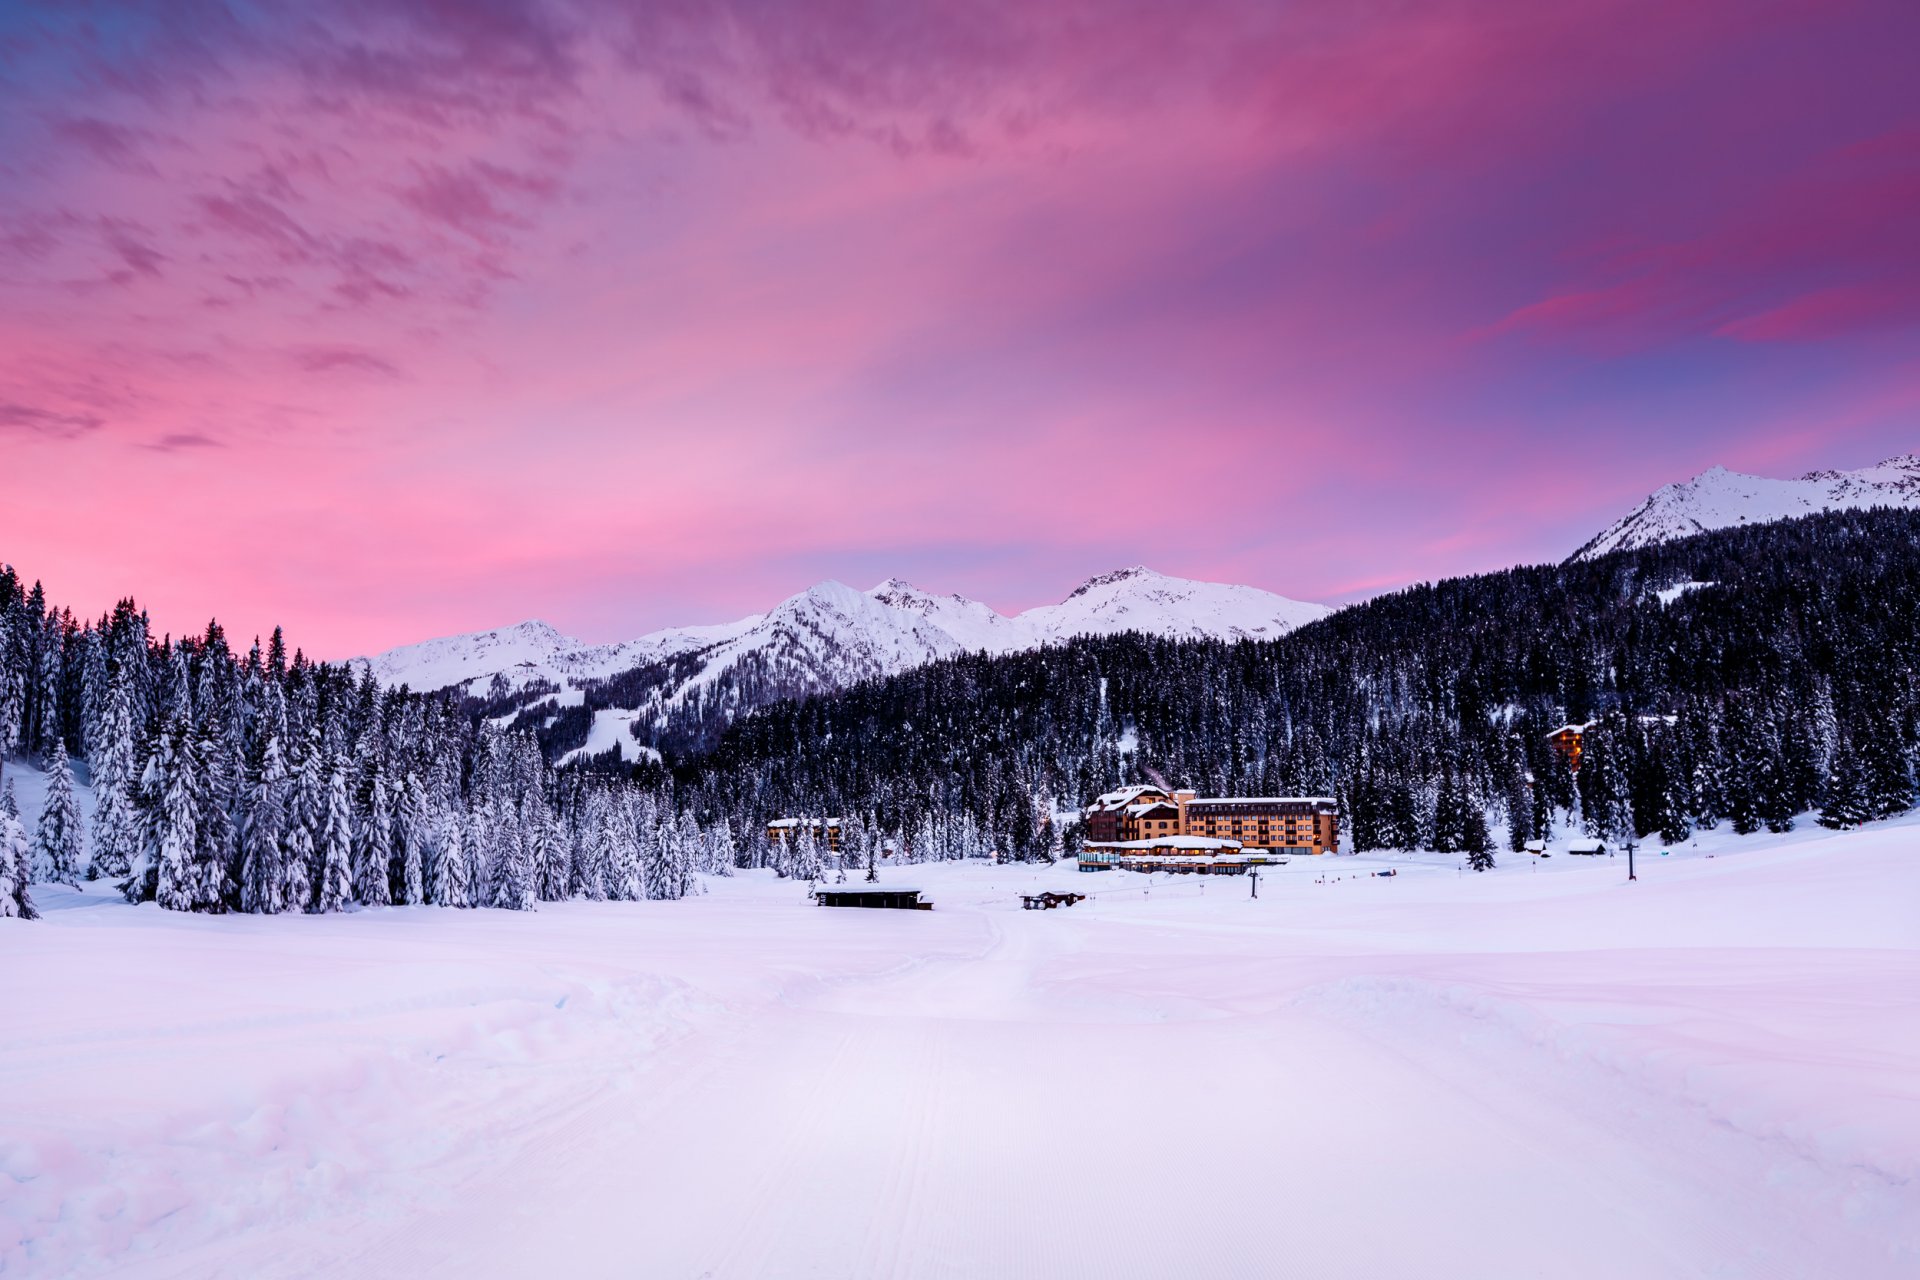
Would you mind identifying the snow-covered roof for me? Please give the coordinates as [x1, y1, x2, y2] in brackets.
[1087, 784, 1166, 812]
[815, 884, 920, 894]
[768, 817, 842, 829]
[1183, 796, 1336, 807]
[1545, 722, 1596, 739]
[1089, 835, 1244, 851]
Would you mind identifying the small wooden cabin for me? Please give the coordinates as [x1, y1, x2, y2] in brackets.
[814, 886, 932, 910]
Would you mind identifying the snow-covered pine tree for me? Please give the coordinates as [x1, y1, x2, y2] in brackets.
[280, 728, 323, 913]
[1860, 707, 1914, 820]
[431, 807, 472, 907]
[792, 822, 822, 882]
[1817, 728, 1872, 830]
[154, 716, 205, 912]
[314, 760, 354, 913]
[488, 801, 537, 911]
[576, 793, 610, 901]
[86, 664, 139, 881]
[354, 767, 394, 907]
[834, 813, 861, 884]
[672, 810, 703, 898]
[239, 730, 288, 913]
[0, 807, 37, 919]
[609, 793, 643, 900]
[710, 818, 737, 876]
[534, 803, 569, 902]
[33, 738, 84, 886]
[395, 770, 427, 905]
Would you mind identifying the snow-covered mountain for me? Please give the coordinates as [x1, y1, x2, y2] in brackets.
[1022, 566, 1328, 643]
[1573, 453, 1920, 561]
[359, 568, 1330, 763]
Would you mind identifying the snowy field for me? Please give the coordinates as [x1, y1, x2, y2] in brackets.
[4, 816, 1918, 1278]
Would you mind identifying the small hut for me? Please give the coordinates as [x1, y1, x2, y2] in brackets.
[813, 886, 932, 910]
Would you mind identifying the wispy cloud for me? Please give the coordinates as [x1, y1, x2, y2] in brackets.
[0, 402, 105, 438]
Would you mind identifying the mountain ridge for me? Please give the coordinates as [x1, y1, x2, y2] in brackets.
[1572, 453, 1920, 561]
[358, 567, 1331, 763]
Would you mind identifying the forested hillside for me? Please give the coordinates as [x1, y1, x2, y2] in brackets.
[674, 510, 1920, 859]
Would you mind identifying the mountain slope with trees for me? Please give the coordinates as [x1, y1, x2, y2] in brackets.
[672, 509, 1920, 861]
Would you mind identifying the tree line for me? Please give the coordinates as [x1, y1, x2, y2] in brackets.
[0, 575, 734, 919]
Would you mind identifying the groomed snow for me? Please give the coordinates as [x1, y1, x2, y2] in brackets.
[4, 818, 1917, 1277]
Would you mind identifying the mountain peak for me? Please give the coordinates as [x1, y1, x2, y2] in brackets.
[1066, 565, 1162, 598]
[1573, 453, 1920, 561]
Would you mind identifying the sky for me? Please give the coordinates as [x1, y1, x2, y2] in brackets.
[1, 0, 1917, 658]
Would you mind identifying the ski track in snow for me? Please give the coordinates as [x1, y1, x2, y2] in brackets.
[4, 819, 1919, 1278]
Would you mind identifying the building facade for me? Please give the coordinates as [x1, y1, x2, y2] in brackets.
[1081, 785, 1339, 856]
[1545, 723, 1593, 771]
[766, 817, 842, 853]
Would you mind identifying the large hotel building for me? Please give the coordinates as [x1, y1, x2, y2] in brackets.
[1082, 785, 1339, 858]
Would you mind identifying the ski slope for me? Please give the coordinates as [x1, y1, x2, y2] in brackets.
[3, 819, 1916, 1277]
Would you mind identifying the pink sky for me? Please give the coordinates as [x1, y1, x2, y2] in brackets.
[2, 0, 1917, 656]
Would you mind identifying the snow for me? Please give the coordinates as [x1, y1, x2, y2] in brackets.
[1018, 565, 1330, 644]
[1656, 579, 1715, 605]
[1574, 453, 1920, 560]
[4, 814, 1917, 1277]
[555, 708, 660, 768]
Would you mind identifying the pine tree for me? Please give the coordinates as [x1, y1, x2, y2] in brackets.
[706, 819, 737, 877]
[1504, 750, 1534, 855]
[314, 760, 354, 912]
[33, 738, 84, 886]
[86, 665, 139, 881]
[153, 717, 204, 912]
[354, 768, 394, 906]
[281, 729, 323, 913]
[1860, 710, 1913, 820]
[431, 808, 472, 907]
[395, 771, 427, 905]
[792, 822, 822, 882]
[607, 798, 642, 900]
[487, 801, 537, 911]
[239, 732, 288, 913]
[1816, 732, 1872, 830]
[0, 808, 37, 919]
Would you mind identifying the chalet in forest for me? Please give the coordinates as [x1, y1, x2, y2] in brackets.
[1080, 785, 1339, 863]
[767, 817, 842, 853]
[1545, 723, 1595, 771]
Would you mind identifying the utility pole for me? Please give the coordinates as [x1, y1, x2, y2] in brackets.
[1626, 836, 1637, 882]
[1250, 866, 1259, 899]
